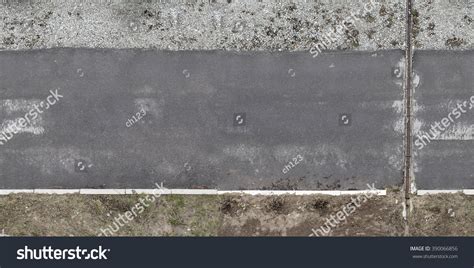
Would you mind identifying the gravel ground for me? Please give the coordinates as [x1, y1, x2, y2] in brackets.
[413, 0, 473, 49]
[1, 0, 472, 51]
[1, 0, 406, 51]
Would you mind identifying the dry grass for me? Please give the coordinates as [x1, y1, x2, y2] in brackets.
[0, 192, 472, 236]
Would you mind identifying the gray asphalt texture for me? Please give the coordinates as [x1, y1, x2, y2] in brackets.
[0, 49, 405, 190]
[413, 50, 474, 190]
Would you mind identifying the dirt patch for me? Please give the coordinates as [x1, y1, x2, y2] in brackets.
[306, 198, 330, 212]
[219, 196, 239, 216]
[218, 191, 406, 236]
[264, 197, 288, 214]
[408, 194, 474, 236]
[0, 192, 472, 236]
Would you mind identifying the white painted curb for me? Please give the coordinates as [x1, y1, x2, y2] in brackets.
[463, 189, 474, 195]
[125, 189, 173, 195]
[79, 189, 126, 195]
[34, 189, 80, 194]
[172, 189, 218, 195]
[0, 189, 386, 196]
[417, 189, 474, 195]
[217, 190, 386, 196]
[0, 189, 34, 195]
[3, 189, 473, 196]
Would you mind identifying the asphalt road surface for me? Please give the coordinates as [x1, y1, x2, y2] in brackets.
[413, 50, 474, 190]
[0, 49, 405, 190]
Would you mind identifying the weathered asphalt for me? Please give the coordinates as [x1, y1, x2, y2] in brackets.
[413, 50, 474, 190]
[0, 49, 405, 190]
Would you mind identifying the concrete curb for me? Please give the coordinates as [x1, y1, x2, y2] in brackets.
[217, 190, 387, 196]
[463, 190, 474, 195]
[125, 189, 172, 195]
[34, 189, 80, 194]
[4, 189, 473, 196]
[0, 189, 386, 196]
[0, 189, 34, 195]
[417, 190, 474, 195]
[78, 189, 125, 195]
